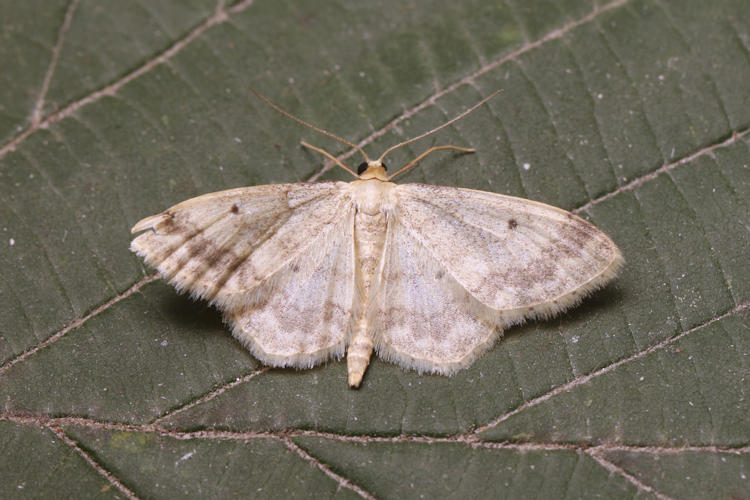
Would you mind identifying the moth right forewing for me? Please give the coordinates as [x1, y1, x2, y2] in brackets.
[393, 184, 622, 316]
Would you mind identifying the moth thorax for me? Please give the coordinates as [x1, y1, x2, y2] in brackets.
[351, 177, 396, 215]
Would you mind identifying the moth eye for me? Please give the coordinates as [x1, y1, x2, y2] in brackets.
[381, 162, 388, 172]
[357, 162, 368, 175]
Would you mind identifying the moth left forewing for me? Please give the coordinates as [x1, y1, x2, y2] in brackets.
[130, 182, 350, 307]
[131, 182, 357, 370]
[392, 184, 623, 322]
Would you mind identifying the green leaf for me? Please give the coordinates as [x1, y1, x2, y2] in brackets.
[1, 0, 749, 498]
[0, 421, 118, 499]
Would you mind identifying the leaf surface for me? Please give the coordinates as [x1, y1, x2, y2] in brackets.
[1, 0, 749, 498]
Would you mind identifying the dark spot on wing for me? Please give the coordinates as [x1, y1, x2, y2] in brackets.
[322, 301, 335, 322]
[161, 211, 179, 233]
[205, 246, 235, 268]
[508, 219, 518, 230]
[435, 270, 444, 279]
[230, 204, 239, 214]
[561, 221, 594, 249]
[291, 264, 300, 273]
[188, 240, 208, 258]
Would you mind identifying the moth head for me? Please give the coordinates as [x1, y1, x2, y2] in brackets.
[357, 161, 388, 181]
[248, 85, 502, 182]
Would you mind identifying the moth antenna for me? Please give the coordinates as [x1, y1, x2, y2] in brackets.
[388, 145, 475, 180]
[377, 89, 502, 164]
[248, 85, 371, 163]
[301, 141, 359, 178]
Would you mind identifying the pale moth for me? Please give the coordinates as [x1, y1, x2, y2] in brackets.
[131, 88, 623, 388]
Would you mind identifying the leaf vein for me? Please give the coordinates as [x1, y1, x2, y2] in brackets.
[475, 300, 750, 434]
[0, 0, 257, 160]
[574, 128, 750, 214]
[30, 0, 80, 127]
[586, 449, 675, 500]
[0, 275, 158, 376]
[282, 437, 377, 500]
[151, 367, 270, 425]
[3, 413, 749, 454]
[46, 425, 141, 500]
[308, 0, 632, 181]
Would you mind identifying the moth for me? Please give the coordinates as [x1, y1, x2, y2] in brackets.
[131, 88, 622, 388]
